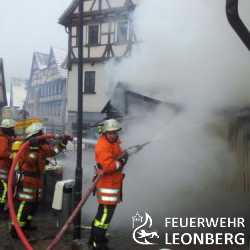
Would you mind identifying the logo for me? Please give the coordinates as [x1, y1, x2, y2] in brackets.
[132, 212, 159, 245]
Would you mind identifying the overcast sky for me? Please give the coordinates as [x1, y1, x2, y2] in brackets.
[0, 0, 71, 91]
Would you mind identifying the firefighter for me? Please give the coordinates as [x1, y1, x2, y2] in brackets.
[0, 119, 16, 218]
[89, 119, 128, 250]
[11, 124, 71, 239]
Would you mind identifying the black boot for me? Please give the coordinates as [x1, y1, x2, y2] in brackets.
[11, 226, 30, 239]
[92, 240, 112, 250]
[0, 203, 4, 213]
[88, 235, 108, 246]
[23, 221, 37, 231]
[0, 203, 9, 220]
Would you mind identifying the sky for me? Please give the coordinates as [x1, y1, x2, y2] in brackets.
[0, 0, 71, 91]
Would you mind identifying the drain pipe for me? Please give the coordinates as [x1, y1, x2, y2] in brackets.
[226, 0, 250, 51]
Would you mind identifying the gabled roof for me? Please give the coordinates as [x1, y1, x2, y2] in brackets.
[58, 0, 136, 26]
[34, 52, 49, 69]
[0, 59, 7, 106]
[58, 0, 78, 25]
[51, 47, 68, 79]
[101, 100, 122, 119]
[102, 82, 181, 118]
[10, 77, 28, 108]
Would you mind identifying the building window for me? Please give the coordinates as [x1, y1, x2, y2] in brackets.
[84, 71, 95, 93]
[117, 22, 128, 43]
[88, 25, 99, 45]
[58, 83, 63, 93]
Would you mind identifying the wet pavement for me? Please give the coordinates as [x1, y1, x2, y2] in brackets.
[0, 212, 249, 250]
[1, 150, 250, 249]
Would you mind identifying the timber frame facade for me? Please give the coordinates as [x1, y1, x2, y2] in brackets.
[25, 48, 68, 134]
[59, 0, 138, 136]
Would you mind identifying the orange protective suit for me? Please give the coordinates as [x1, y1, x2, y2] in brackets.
[95, 134, 124, 205]
[0, 131, 14, 181]
[17, 143, 63, 202]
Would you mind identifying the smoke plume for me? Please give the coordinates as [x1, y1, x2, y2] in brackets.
[105, 0, 250, 229]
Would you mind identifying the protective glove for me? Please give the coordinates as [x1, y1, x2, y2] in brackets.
[118, 151, 128, 169]
[29, 137, 39, 151]
[60, 135, 71, 149]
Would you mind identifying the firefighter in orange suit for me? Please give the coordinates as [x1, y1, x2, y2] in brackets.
[11, 124, 70, 239]
[89, 119, 128, 250]
[0, 119, 16, 218]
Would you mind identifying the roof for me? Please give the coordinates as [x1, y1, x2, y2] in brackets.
[10, 77, 28, 108]
[51, 47, 68, 79]
[58, 0, 78, 25]
[58, 0, 137, 26]
[101, 100, 122, 119]
[0, 59, 7, 106]
[34, 52, 49, 69]
[102, 82, 181, 118]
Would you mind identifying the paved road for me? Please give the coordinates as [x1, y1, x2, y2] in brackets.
[1, 150, 249, 249]
[1, 214, 249, 250]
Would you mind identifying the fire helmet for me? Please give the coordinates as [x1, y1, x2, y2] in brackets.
[0, 119, 16, 128]
[25, 123, 43, 139]
[103, 119, 122, 133]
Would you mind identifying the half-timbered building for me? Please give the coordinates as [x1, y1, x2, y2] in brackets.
[59, 0, 138, 136]
[0, 59, 8, 120]
[25, 47, 68, 134]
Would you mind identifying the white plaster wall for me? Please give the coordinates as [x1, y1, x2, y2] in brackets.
[90, 46, 105, 57]
[67, 63, 109, 113]
[109, 0, 125, 8]
[72, 48, 78, 58]
[102, 23, 109, 33]
[83, 63, 109, 112]
[72, 27, 77, 36]
[133, 0, 139, 4]
[113, 44, 127, 56]
[102, 0, 109, 10]
[101, 35, 108, 45]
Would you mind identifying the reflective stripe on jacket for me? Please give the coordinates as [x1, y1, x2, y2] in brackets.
[17, 143, 63, 202]
[95, 134, 124, 205]
[0, 132, 14, 181]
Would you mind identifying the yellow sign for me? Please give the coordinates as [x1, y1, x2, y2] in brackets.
[15, 118, 42, 130]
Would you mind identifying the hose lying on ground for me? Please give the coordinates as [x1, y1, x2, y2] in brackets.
[46, 141, 150, 250]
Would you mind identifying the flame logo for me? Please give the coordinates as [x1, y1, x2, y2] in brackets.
[132, 212, 158, 245]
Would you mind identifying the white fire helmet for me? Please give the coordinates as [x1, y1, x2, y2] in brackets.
[0, 119, 16, 128]
[25, 123, 43, 139]
[103, 119, 122, 133]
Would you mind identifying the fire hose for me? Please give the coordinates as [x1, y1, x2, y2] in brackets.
[8, 135, 150, 250]
[46, 140, 150, 250]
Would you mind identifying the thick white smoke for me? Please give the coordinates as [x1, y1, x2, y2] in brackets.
[104, 0, 250, 229]
[60, 0, 250, 233]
